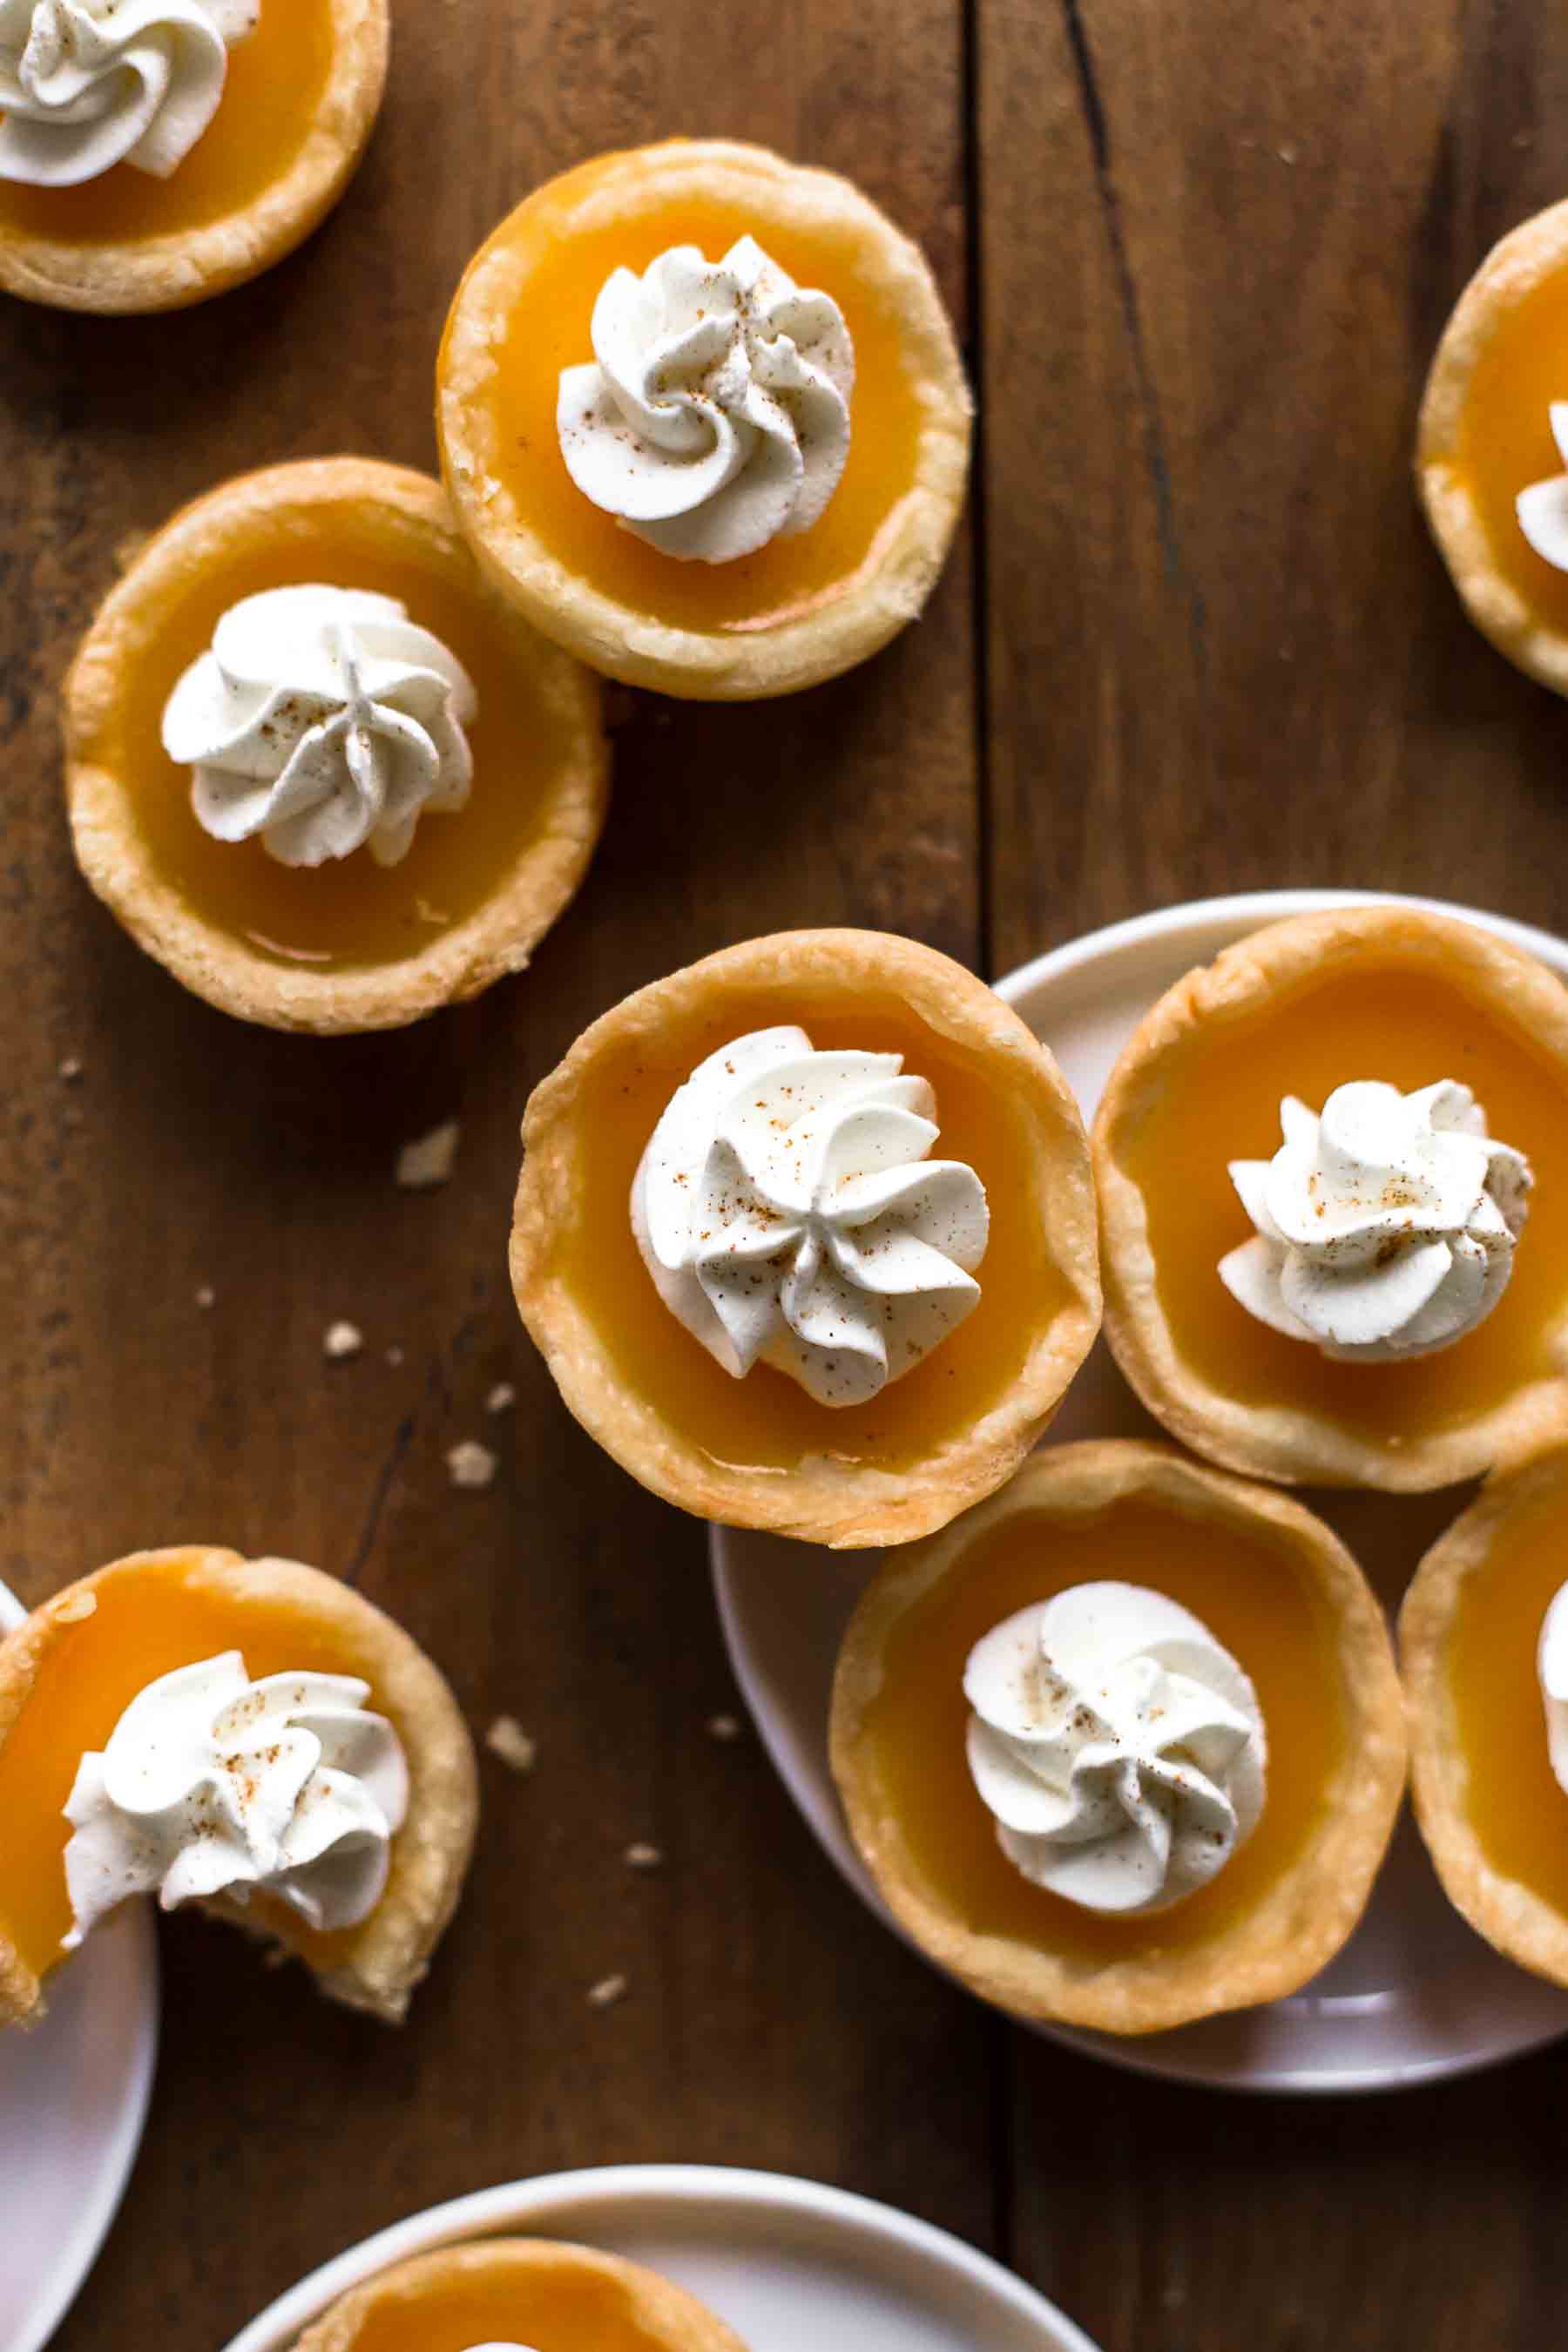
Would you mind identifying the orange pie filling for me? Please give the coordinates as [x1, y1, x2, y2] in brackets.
[1442, 267, 1568, 635]
[1121, 961, 1568, 1452]
[858, 1497, 1345, 1966]
[0, 1552, 403, 1986]
[444, 153, 929, 636]
[0, 0, 335, 247]
[85, 499, 586, 975]
[552, 992, 1075, 1476]
[1447, 1491, 1568, 1923]
[312, 2270, 689, 2352]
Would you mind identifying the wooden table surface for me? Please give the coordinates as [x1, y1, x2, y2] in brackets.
[9, 3, 1568, 2348]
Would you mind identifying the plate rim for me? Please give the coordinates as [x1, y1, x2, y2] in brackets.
[711, 886, 1568, 2096]
[0, 1579, 161, 2352]
[219, 2160, 1100, 2352]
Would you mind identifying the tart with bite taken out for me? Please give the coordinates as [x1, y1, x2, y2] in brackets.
[0, 1545, 476, 2028]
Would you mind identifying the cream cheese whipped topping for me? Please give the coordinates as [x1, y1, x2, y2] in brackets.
[0, 0, 255, 186]
[964, 1583, 1266, 1916]
[1540, 1584, 1568, 1797]
[632, 1024, 988, 1407]
[162, 585, 477, 868]
[1220, 1079, 1531, 1362]
[61, 1650, 409, 1949]
[1516, 402, 1568, 571]
[558, 235, 855, 564]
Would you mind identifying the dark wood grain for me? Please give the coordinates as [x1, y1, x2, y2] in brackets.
[979, 3, 1568, 2347]
[3, 3, 992, 2342]
[12, 0, 1568, 2345]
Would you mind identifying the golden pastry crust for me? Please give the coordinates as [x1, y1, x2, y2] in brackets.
[0, 1547, 478, 2029]
[1417, 196, 1568, 694]
[0, 0, 389, 314]
[511, 929, 1101, 1548]
[1094, 903, 1568, 1490]
[1400, 1439, 1568, 1988]
[437, 138, 971, 700]
[64, 457, 607, 1034]
[831, 1441, 1408, 2035]
[295, 2240, 748, 2352]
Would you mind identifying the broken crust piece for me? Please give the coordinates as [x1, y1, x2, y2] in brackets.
[0, 1548, 477, 2029]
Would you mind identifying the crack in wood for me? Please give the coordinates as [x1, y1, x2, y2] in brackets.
[1059, 0, 1210, 692]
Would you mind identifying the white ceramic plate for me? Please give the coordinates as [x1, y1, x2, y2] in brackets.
[0, 1581, 159, 2352]
[220, 2162, 1098, 2352]
[712, 889, 1568, 2094]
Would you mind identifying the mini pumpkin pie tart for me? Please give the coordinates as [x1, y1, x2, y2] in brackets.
[510, 929, 1099, 1549]
[0, 1545, 477, 2028]
[436, 138, 971, 700]
[830, 1440, 1406, 2034]
[64, 457, 607, 1032]
[294, 2240, 747, 2352]
[0, 0, 387, 314]
[1094, 903, 1568, 1491]
[1418, 196, 1568, 695]
[1401, 1436, 1568, 1989]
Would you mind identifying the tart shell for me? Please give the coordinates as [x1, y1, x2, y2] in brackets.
[64, 457, 608, 1034]
[437, 138, 972, 700]
[510, 929, 1101, 1549]
[0, 1546, 478, 2029]
[1400, 1439, 1568, 1990]
[1093, 904, 1568, 1490]
[294, 2239, 748, 2352]
[0, 0, 389, 315]
[1417, 195, 1568, 695]
[830, 1441, 1408, 2034]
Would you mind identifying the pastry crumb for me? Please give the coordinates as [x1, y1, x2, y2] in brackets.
[447, 1438, 497, 1490]
[194, 1285, 216, 1310]
[57, 1055, 84, 1081]
[395, 1120, 460, 1188]
[385, 1344, 405, 1368]
[324, 1320, 363, 1360]
[1275, 142, 1298, 164]
[485, 1715, 537, 1773]
[485, 1381, 517, 1415]
[587, 1972, 628, 2009]
[625, 1842, 662, 1869]
[706, 1713, 740, 1742]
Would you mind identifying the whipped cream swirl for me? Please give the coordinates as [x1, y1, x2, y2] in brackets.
[61, 1650, 409, 1949]
[1540, 1584, 1568, 1797]
[965, 1583, 1266, 1916]
[558, 235, 855, 564]
[0, 0, 255, 187]
[632, 1024, 988, 1407]
[163, 585, 477, 869]
[1220, 1079, 1531, 1362]
[1517, 402, 1568, 571]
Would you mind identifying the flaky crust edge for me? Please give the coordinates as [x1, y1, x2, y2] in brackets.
[510, 929, 1101, 1549]
[295, 2240, 748, 2352]
[1092, 904, 1568, 1491]
[437, 138, 972, 700]
[829, 1440, 1408, 2034]
[1399, 1439, 1568, 1989]
[1416, 195, 1568, 695]
[0, 1547, 478, 2030]
[0, 0, 389, 314]
[63, 456, 608, 1033]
